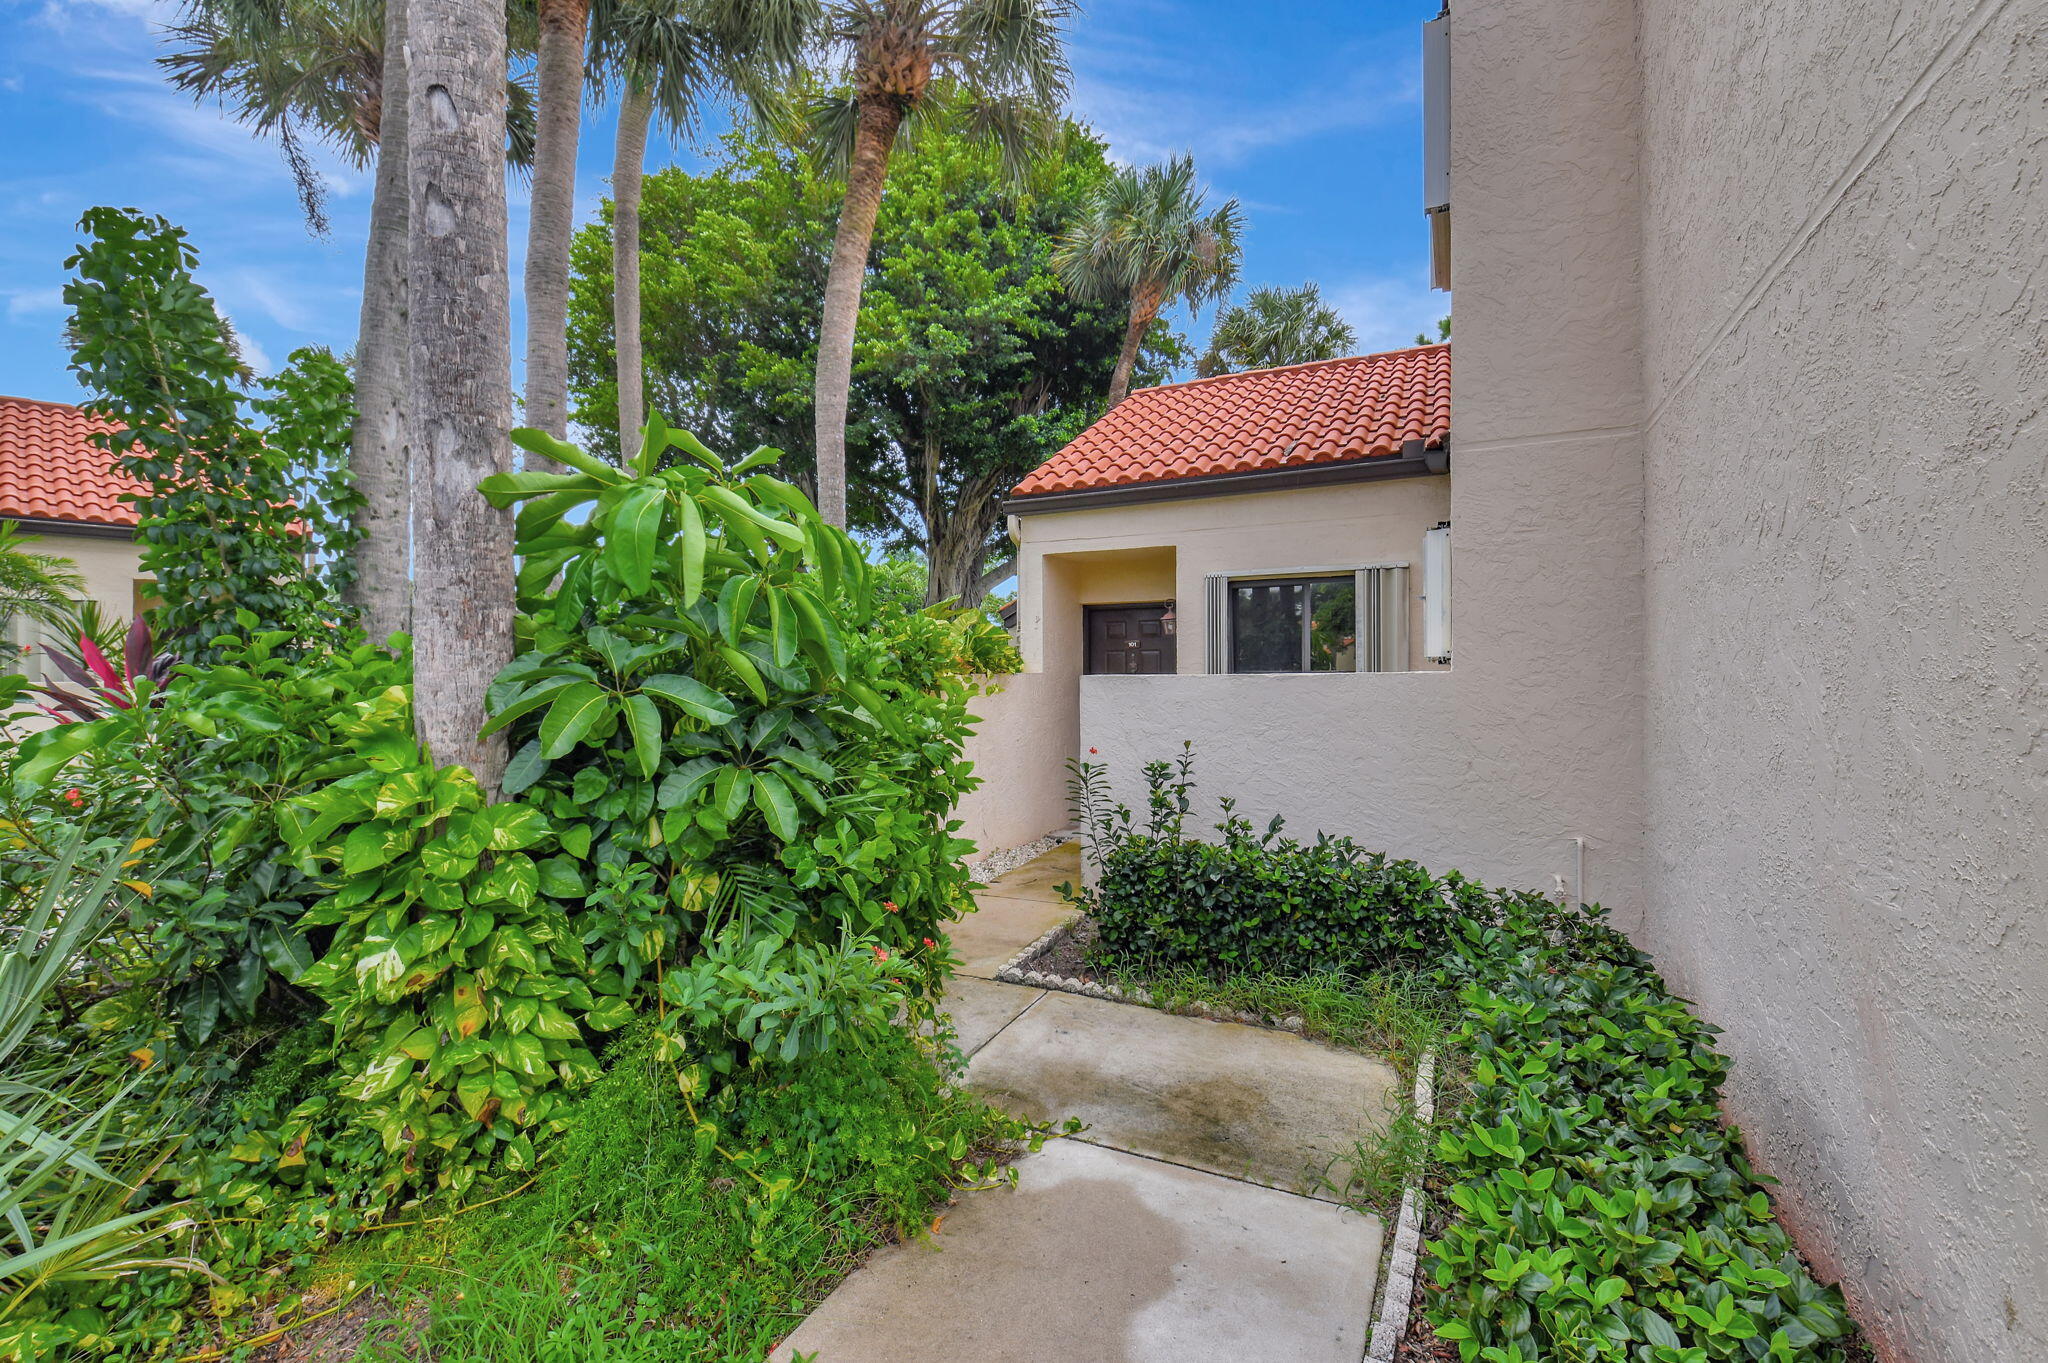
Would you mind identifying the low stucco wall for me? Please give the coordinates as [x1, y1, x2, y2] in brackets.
[1080, 673, 1635, 913]
[954, 671, 1076, 858]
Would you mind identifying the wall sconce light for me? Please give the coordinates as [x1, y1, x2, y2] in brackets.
[1160, 601, 1177, 635]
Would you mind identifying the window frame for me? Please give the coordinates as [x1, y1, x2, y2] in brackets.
[1205, 563, 1411, 675]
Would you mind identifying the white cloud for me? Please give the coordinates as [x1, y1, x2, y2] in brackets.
[1066, 11, 1420, 172]
[220, 316, 273, 375]
[1325, 273, 1446, 354]
[4, 287, 64, 321]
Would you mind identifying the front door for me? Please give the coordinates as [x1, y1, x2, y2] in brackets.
[1085, 604, 1176, 675]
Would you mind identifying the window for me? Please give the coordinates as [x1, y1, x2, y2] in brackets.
[1204, 566, 1410, 673]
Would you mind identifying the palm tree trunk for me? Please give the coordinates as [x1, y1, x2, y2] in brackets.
[612, 80, 653, 463]
[520, 0, 590, 457]
[346, 0, 412, 647]
[407, 0, 516, 794]
[1107, 281, 1163, 407]
[813, 97, 903, 529]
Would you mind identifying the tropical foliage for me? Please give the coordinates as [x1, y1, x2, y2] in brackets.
[1054, 152, 1243, 405]
[566, 122, 1181, 604]
[64, 209, 364, 662]
[1197, 282, 1358, 377]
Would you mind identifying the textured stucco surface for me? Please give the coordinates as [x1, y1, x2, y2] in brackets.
[1632, 0, 2048, 1354]
[954, 671, 1076, 857]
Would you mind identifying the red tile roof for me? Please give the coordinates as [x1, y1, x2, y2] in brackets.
[0, 395, 139, 530]
[1013, 344, 1450, 498]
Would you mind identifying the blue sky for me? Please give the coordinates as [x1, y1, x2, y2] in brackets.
[0, 0, 1442, 406]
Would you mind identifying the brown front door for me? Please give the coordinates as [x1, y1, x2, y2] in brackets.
[1085, 604, 1175, 675]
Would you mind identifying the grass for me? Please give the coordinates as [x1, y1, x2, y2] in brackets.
[1128, 965, 1458, 1075]
[291, 1020, 1026, 1362]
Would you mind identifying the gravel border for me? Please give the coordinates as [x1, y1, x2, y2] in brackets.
[966, 830, 1077, 886]
[1366, 1050, 1439, 1361]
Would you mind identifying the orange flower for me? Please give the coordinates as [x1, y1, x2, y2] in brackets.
[61, 788, 84, 808]
[883, 899, 899, 914]
[1088, 747, 1098, 755]
[872, 945, 889, 963]
[922, 937, 936, 949]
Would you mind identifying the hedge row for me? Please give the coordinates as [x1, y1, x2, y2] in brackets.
[1067, 746, 1454, 973]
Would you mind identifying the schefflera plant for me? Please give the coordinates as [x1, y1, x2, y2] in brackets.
[478, 421, 985, 1070]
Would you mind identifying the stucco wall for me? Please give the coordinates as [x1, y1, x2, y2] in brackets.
[1014, 475, 1453, 676]
[1632, 0, 2048, 1355]
[6, 529, 147, 682]
[954, 671, 1077, 858]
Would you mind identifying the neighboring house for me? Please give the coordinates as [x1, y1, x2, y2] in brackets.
[955, 346, 1454, 854]
[0, 395, 148, 680]
[1006, 345, 1452, 681]
[963, 4, 2044, 1361]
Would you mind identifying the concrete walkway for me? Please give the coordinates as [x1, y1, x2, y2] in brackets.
[772, 844, 1395, 1363]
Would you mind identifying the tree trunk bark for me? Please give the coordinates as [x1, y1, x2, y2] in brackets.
[812, 97, 904, 529]
[1107, 282, 1163, 407]
[520, 0, 589, 458]
[408, 0, 516, 794]
[612, 80, 653, 464]
[346, 0, 412, 647]
[923, 469, 1006, 609]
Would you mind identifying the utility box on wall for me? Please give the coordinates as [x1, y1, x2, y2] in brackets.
[1422, 522, 1452, 664]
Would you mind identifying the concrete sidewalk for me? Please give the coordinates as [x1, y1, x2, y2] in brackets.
[771, 844, 1392, 1363]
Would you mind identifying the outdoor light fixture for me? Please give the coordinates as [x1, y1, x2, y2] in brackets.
[1160, 601, 1177, 635]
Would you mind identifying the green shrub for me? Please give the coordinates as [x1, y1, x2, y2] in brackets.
[263, 423, 1003, 1204]
[1067, 744, 1452, 975]
[1425, 889, 1861, 1362]
[5, 630, 413, 1052]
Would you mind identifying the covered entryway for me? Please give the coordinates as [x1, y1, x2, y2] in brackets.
[1085, 603, 1176, 675]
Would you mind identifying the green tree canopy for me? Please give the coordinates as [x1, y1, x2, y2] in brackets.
[566, 122, 1182, 604]
[1197, 282, 1358, 377]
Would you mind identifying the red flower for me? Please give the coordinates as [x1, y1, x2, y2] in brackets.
[883, 899, 899, 914]
[1088, 747, 1098, 755]
[61, 788, 84, 808]
[922, 937, 936, 949]
[872, 945, 889, 963]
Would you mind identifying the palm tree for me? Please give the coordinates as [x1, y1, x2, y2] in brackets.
[804, 0, 1073, 529]
[1053, 154, 1243, 407]
[519, 0, 595, 449]
[1196, 282, 1357, 378]
[160, 0, 538, 648]
[597, 0, 812, 462]
[0, 524, 85, 662]
[406, 0, 516, 792]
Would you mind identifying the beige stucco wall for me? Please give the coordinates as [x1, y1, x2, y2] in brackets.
[6, 528, 147, 682]
[1446, 0, 2046, 1354]
[1628, 0, 2048, 1356]
[953, 671, 1077, 857]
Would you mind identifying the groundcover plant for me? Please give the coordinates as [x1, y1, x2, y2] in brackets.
[1063, 751, 1866, 1363]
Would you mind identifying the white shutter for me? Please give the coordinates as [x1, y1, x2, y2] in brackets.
[1203, 573, 1229, 673]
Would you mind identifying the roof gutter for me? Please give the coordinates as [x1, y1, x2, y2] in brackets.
[4, 516, 137, 541]
[1004, 439, 1449, 517]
